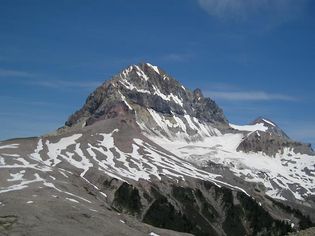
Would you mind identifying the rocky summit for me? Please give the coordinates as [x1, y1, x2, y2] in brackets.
[0, 63, 314, 236]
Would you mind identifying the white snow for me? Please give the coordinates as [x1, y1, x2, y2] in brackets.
[8, 170, 25, 182]
[134, 65, 150, 81]
[31, 139, 43, 161]
[119, 79, 150, 94]
[59, 170, 69, 178]
[144, 109, 220, 141]
[50, 175, 56, 180]
[0, 156, 4, 165]
[148, 129, 315, 201]
[152, 85, 183, 107]
[169, 93, 183, 106]
[1, 110, 313, 203]
[0, 173, 44, 194]
[118, 91, 133, 110]
[149, 233, 160, 236]
[66, 197, 79, 203]
[184, 114, 199, 131]
[146, 63, 160, 74]
[26, 201, 33, 204]
[100, 192, 107, 198]
[120, 65, 133, 78]
[45, 134, 82, 166]
[147, 108, 172, 137]
[230, 123, 268, 132]
[0, 144, 19, 149]
[173, 114, 187, 133]
[44, 182, 91, 203]
[39, 128, 244, 194]
[262, 119, 276, 127]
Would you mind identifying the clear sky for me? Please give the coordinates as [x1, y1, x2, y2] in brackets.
[1, 0, 315, 147]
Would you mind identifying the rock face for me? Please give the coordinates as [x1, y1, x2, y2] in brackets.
[237, 130, 314, 156]
[236, 118, 314, 156]
[65, 63, 228, 140]
[0, 63, 314, 236]
[250, 117, 290, 140]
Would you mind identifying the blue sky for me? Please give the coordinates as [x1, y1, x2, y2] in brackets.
[1, 0, 315, 147]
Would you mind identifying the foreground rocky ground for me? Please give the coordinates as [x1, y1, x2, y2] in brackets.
[288, 227, 315, 236]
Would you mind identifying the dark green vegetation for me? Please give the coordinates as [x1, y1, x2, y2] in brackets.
[0, 215, 17, 231]
[237, 192, 291, 235]
[109, 180, 305, 236]
[220, 188, 247, 236]
[112, 182, 142, 215]
[143, 196, 194, 233]
[267, 196, 314, 230]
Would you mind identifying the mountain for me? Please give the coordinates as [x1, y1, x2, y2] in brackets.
[0, 63, 314, 236]
[232, 117, 314, 156]
[63, 63, 228, 140]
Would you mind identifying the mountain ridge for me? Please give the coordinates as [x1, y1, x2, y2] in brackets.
[64, 63, 228, 130]
[61, 62, 313, 154]
[0, 62, 314, 236]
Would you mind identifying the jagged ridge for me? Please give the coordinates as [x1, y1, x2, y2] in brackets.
[65, 63, 228, 138]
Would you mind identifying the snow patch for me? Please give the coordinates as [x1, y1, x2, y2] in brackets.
[66, 198, 79, 203]
[119, 79, 150, 94]
[134, 65, 150, 81]
[146, 63, 160, 74]
[0, 144, 19, 149]
[0, 173, 44, 194]
[149, 130, 315, 201]
[8, 170, 25, 182]
[118, 91, 133, 110]
[230, 123, 268, 132]
[262, 119, 276, 127]
[45, 134, 82, 166]
[152, 85, 183, 106]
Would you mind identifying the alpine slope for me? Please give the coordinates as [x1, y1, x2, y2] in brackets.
[0, 63, 314, 236]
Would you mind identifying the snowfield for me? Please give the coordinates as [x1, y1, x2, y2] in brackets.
[148, 122, 315, 201]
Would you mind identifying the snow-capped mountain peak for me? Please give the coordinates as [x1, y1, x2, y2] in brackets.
[1, 63, 314, 235]
[251, 117, 276, 127]
[64, 63, 228, 141]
